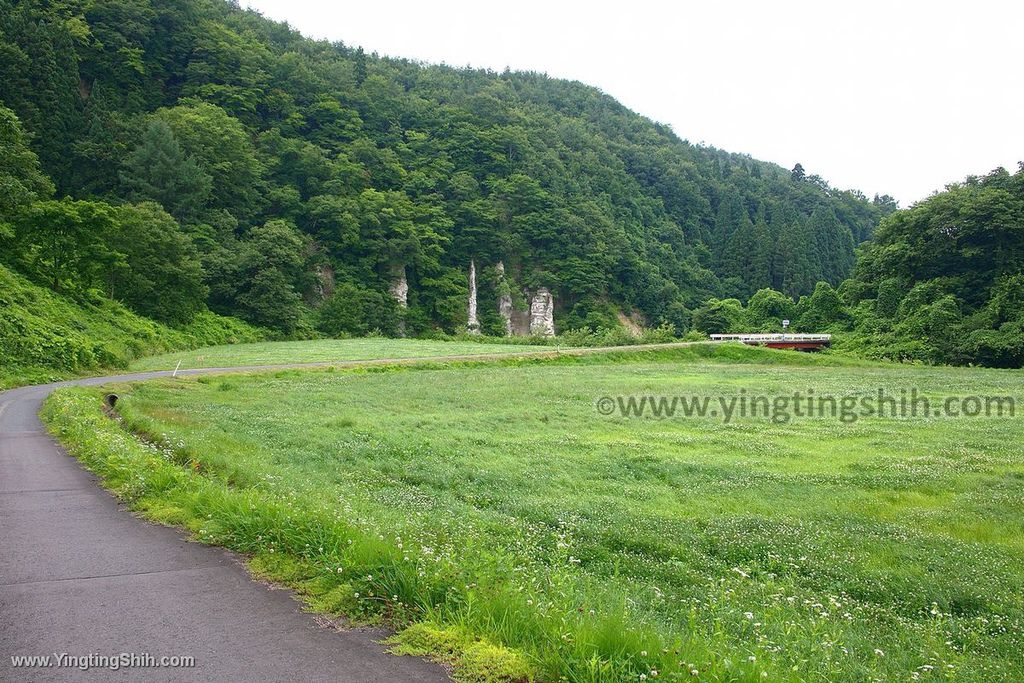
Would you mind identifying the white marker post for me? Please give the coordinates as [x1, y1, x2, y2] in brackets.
[172, 360, 182, 378]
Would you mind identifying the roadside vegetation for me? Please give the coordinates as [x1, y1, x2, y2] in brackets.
[43, 345, 1024, 681]
[0, 264, 262, 390]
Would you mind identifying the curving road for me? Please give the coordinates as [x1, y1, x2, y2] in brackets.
[0, 342, 710, 681]
[0, 367, 454, 682]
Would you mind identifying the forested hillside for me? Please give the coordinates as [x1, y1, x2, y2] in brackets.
[689, 165, 1024, 368]
[840, 166, 1024, 366]
[0, 0, 890, 337]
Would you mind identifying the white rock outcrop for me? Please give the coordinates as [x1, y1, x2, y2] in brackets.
[467, 259, 480, 334]
[529, 288, 555, 337]
[389, 266, 408, 308]
[490, 261, 555, 337]
[389, 265, 408, 336]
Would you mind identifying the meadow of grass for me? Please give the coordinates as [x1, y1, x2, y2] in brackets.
[44, 345, 1024, 682]
[127, 337, 556, 371]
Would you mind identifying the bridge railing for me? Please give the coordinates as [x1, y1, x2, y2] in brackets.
[709, 333, 832, 342]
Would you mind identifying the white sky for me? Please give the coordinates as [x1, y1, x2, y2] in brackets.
[243, 0, 1023, 206]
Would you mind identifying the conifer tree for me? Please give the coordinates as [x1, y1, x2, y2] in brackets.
[772, 208, 816, 297]
[121, 119, 212, 223]
[712, 191, 749, 269]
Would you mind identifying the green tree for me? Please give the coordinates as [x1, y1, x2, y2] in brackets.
[691, 298, 746, 334]
[0, 106, 54, 223]
[0, 6, 82, 190]
[121, 119, 212, 222]
[353, 47, 368, 87]
[107, 203, 207, 323]
[182, 20, 274, 125]
[233, 220, 308, 331]
[154, 101, 266, 223]
[237, 268, 302, 332]
[711, 191, 749, 269]
[772, 209, 816, 296]
[985, 273, 1024, 325]
[317, 282, 399, 336]
[875, 277, 904, 318]
[746, 288, 795, 330]
[808, 206, 855, 283]
[797, 282, 846, 330]
[719, 213, 771, 298]
[14, 199, 117, 293]
[302, 97, 363, 152]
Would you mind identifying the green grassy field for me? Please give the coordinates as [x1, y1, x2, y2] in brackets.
[127, 338, 555, 371]
[44, 345, 1024, 681]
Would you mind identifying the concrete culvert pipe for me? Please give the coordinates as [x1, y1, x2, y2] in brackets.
[104, 393, 119, 408]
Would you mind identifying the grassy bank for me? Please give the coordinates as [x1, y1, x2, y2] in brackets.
[43, 346, 1024, 681]
[0, 264, 263, 390]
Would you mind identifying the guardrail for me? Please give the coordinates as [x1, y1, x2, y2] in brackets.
[710, 333, 832, 342]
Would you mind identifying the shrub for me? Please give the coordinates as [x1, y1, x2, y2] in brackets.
[317, 283, 401, 337]
[691, 298, 746, 334]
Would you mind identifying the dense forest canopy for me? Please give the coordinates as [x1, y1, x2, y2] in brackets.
[841, 166, 1024, 367]
[0, 0, 890, 338]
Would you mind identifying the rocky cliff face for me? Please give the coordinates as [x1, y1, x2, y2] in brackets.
[529, 288, 556, 336]
[391, 260, 555, 337]
[498, 296, 514, 335]
[491, 261, 556, 337]
[389, 265, 408, 336]
[389, 266, 408, 308]
[467, 259, 480, 334]
[495, 261, 515, 336]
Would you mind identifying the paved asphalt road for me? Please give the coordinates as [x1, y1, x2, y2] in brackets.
[0, 367, 452, 683]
